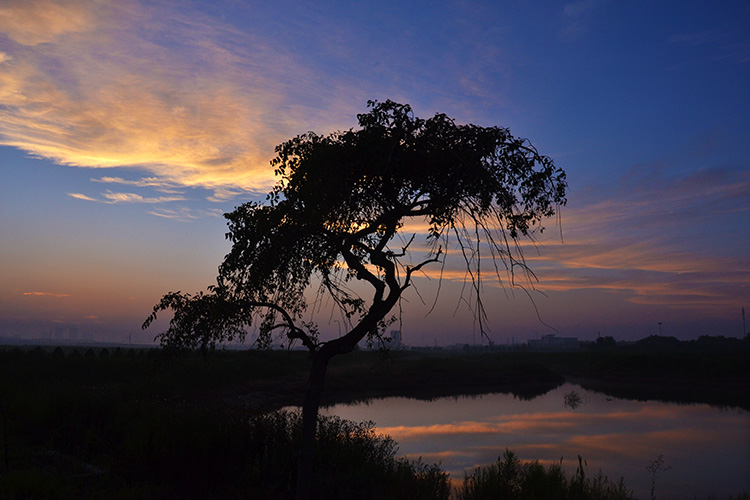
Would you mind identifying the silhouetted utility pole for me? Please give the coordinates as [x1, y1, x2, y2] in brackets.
[743, 307, 747, 338]
[658, 322, 663, 336]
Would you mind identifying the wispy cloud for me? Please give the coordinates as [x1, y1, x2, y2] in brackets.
[22, 291, 70, 298]
[206, 186, 245, 203]
[67, 192, 99, 202]
[564, 166, 750, 248]
[91, 176, 184, 194]
[405, 166, 750, 316]
[66, 190, 186, 204]
[147, 206, 199, 222]
[533, 265, 748, 312]
[525, 166, 750, 314]
[0, 0, 331, 198]
[101, 191, 186, 204]
[0, 0, 95, 46]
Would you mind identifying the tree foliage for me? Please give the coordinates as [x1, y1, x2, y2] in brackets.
[143, 100, 567, 353]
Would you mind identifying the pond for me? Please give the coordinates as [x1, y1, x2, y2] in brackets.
[319, 383, 750, 499]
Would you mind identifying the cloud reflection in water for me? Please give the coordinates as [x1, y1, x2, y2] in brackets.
[322, 383, 749, 499]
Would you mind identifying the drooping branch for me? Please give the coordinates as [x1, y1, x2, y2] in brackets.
[246, 299, 318, 352]
[142, 291, 318, 353]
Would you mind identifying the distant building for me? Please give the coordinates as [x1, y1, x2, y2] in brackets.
[528, 334, 579, 351]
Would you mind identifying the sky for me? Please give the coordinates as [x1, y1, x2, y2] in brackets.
[1, 0, 749, 346]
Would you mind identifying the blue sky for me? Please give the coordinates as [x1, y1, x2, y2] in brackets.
[1, 0, 748, 345]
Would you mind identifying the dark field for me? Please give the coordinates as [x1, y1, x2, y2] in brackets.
[1, 341, 748, 498]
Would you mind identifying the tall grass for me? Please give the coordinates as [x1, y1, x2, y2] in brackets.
[244, 410, 449, 500]
[455, 449, 635, 500]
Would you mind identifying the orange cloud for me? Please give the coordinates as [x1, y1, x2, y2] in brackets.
[67, 192, 98, 202]
[369, 211, 747, 316]
[0, 0, 335, 199]
[0, 0, 95, 46]
[22, 291, 70, 298]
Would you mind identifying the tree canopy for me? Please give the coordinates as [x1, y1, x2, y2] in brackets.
[143, 100, 567, 355]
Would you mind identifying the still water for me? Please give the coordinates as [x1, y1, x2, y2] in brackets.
[320, 383, 749, 499]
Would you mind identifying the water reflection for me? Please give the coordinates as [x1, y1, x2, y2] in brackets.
[320, 383, 750, 499]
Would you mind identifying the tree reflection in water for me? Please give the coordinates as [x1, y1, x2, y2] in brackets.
[564, 390, 584, 409]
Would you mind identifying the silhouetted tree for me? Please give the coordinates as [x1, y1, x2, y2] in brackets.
[635, 335, 682, 352]
[143, 100, 567, 500]
[595, 335, 617, 349]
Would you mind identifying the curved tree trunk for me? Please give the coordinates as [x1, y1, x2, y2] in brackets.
[295, 352, 329, 500]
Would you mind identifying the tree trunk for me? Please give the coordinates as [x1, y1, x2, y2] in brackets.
[293, 300, 398, 499]
[295, 352, 329, 500]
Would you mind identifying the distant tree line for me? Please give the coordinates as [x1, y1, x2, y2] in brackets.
[586, 334, 750, 353]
